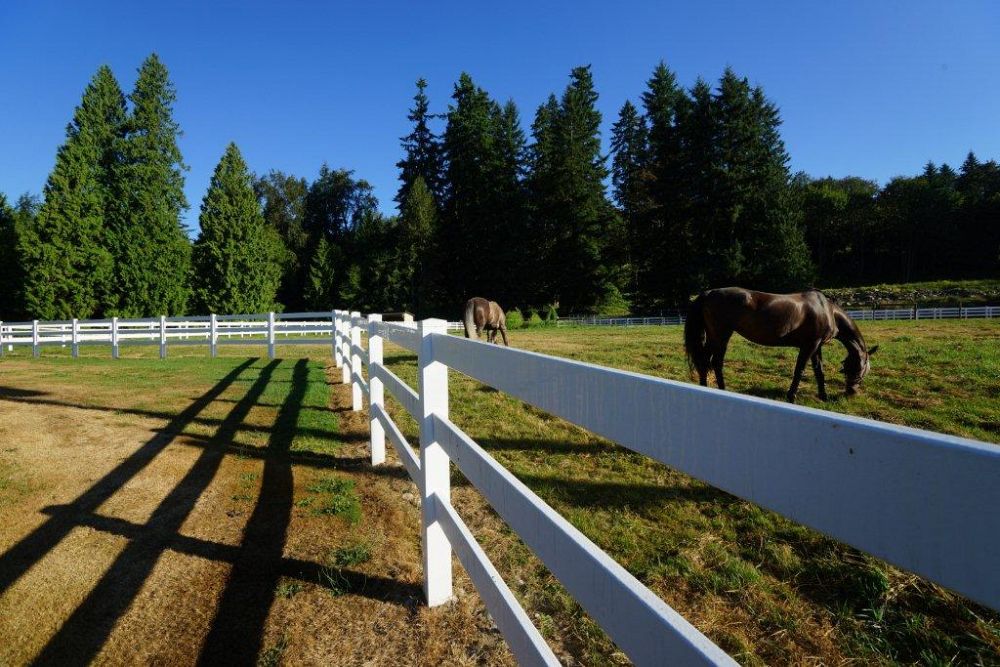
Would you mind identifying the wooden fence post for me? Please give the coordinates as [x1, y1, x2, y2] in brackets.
[368, 314, 384, 464]
[111, 317, 119, 359]
[159, 316, 167, 359]
[267, 312, 276, 359]
[71, 318, 79, 358]
[418, 317, 452, 606]
[210, 313, 218, 358]
[331, 310, 340, 363]
[32, 319, 39, 358]
[350, 311, 362, 411]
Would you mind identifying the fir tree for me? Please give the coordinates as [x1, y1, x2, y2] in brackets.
[526, 94, 562, 306]
[396, 79, 444, 206]
[0, 194, 24, 319]
[109, 53, 191, 316]
[20, 66, 124, 319]
[610, 100, 651, 304]
[304, 236, 339, 309]
[191, 143, 282, 314]
[398, 176, 439, 315]
[256, 170, 309, 309]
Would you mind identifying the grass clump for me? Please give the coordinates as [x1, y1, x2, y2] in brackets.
[307, 476, 361, 524]
[505, 308, 524, 328]
[275, 580, 303, 598]
[328, 542, 371, 567]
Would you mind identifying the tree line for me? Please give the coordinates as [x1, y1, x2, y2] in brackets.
[2, 57, 998, 321]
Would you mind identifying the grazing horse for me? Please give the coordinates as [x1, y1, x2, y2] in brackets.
[684, 287, 877, 403]
[463, 297, 509, 346]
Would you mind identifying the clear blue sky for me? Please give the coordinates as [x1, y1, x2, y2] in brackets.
[2, 1, 998, 235]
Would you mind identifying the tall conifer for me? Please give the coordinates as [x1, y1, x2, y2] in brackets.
[110, 53, 191, 316]
[191, 143, 281, 313]
[396, 79, 444, 206]
[21, 66, 124, 319]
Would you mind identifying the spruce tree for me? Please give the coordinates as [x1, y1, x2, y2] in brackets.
[191, 143, 282, 314]
[526, 94, 562, 306]
[20, 66, 124, 319]
[304, 236, 339, 309]
[396, 79, 444, 206]
[110, 53, 191, 316]
[488, 99, 530, 306]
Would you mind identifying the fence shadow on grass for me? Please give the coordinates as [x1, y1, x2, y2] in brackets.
[0, 356, 418, 666]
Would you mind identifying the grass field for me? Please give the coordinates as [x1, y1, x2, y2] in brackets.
[1, 318, 998, 665]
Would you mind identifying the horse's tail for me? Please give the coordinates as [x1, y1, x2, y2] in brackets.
[684, 293, 710, 378]
[463, 300, 476, 339]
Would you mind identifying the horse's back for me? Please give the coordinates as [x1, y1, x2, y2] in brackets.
[703, 287, 836, 346]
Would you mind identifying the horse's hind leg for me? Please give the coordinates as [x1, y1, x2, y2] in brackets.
[812, 347, 827, 401]
[711, 334, 732, 391]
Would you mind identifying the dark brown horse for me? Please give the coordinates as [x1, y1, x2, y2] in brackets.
[684, 287, 877, 403]
[463, 297, 509, 346]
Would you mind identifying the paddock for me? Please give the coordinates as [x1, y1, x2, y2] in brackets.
[1, 319, 998, 665]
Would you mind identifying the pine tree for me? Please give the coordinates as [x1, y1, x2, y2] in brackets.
[610, 100, 651, 305]
[20, 66, 124, 319]
[191, 143, 282, 314]
[396, 79, 444, 206]
[109, 53, 191, 316]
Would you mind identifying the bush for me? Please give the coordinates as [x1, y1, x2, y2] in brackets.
[527, 310, 544, 327]
[544, 304, 559, 323]
[505, 308, 524, 328]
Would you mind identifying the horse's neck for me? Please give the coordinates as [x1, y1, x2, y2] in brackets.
[835, 313, 865, 356]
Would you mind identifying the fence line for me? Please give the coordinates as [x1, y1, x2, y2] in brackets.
[334, 311, 1000, 665]
[0, 311, 340, 359]
[560, 305, 1000, 327]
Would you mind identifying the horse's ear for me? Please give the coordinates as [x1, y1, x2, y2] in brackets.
[869, 345, 879, 355]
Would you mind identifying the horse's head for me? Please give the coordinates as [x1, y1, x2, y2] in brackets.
[841, 344, 878, 395]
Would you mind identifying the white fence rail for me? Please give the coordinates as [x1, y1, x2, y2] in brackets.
[560, 305, 1000, 327]
[332, 311, 1000, 666]
[0, 311, 340, 359]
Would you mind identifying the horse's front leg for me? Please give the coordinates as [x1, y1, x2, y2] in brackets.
[787, 345, 815, 403]
[811, 346, 827, 401]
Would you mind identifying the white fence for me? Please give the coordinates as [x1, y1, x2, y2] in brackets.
[560, 305, 1000, 327]
[0, 311, 339, 359]
[333, 309, 1000, 666]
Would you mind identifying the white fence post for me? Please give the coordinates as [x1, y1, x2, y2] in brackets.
[111, 317, 119, 359]
[159, 316, 167, 359]
[368, 314, 385, 465]
[341, 311, 351, 385]
[210, 313, 218, 358]
[32, 319, 39, 358]
[418, 317, 452, 606]
[267, 311, 276, 360]
[71, 318, 79, 358]
[0, 321, 4, 358]
[331, 310, 340, 363]
[334, 309, 344, 369]
[350, 311, 362, 412]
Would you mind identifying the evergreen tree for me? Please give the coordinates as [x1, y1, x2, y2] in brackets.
[610, 99, 651, 305]
[304, 236, 339, 309]
[488, 99, 530, 306]
[0, 195, 24, 319]
[109, 53, 191, 316]
[544, 65, 620, 313]
[396, 79, 444, 206]
[398, 175, 439, 315]
[256, 170, 309, 309]
[191, 143, 282, 314]
[20, 66, 124, 319]
[526, 94, 562, 306]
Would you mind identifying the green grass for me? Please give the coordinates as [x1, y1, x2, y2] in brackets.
[306, 476, 362, 524]
[380, 318, 1000, 665]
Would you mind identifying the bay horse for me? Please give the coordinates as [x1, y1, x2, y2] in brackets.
[684, 287, 877, 403]
[463, 297, 509, 346]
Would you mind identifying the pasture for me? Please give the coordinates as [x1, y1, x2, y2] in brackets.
[1, 318, 998, 665]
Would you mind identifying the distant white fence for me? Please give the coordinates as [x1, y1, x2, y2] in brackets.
[0, 311, 338, 359]
[334, 309, 1000, 666]
[560, 305, 1000, 327]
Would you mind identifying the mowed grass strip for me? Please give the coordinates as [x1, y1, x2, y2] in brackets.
[379, 319, 1000, 665]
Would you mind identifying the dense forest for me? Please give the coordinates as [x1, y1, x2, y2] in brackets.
[2, 55, 998, 320]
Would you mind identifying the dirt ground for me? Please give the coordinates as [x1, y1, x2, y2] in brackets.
[0, 354, 516, 666]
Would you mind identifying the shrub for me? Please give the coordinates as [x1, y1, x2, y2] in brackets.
[544, 304, 559, 323]
[528, 310, 544, 327]
[505, 308, 524, 328]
